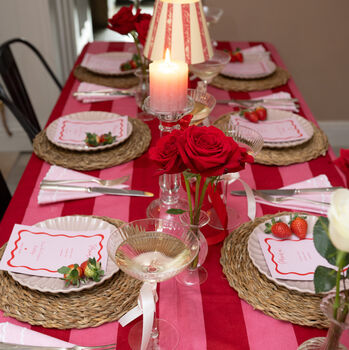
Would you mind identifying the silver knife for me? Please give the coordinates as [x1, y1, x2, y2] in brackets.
[231, 187, 342, 196]
[40, 183, 154, 197]
[216, 98, 298, 105]
[73, 90, 134, 97]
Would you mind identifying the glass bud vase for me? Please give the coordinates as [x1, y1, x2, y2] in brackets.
[176, 210, 210, 286]
[298, 293, 349, 350]
[134, 68, 154, 121]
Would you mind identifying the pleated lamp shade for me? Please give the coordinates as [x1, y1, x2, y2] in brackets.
[143, 0, 213, 64]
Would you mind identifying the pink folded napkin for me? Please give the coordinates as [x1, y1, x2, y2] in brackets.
[256, 174, 332, 215]
[0, 322, 73, 347]
[222, 59, 272, 76]
[75, 82, 133, 103]
[229, 92, 299, 112]
[38, 165, 129, 205]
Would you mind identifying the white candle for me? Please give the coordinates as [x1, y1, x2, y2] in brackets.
[149, 49, 188, 113]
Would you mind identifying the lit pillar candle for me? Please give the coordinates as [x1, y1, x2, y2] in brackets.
[149, 49, 188, 113]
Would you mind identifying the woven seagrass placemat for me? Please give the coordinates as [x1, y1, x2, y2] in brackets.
[74, 65, 139, 89]
[33, 118, 151, 171]
[0, 216, 142, 329]
[211, 67, 290, 91]
[213, 114, 328, 166]
[220, 212, 328, 328]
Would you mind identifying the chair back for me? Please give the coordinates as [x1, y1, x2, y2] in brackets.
[0, 170, 11, 221]
[0, 38, 62, 141]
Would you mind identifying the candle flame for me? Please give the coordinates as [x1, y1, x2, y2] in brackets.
[164, 48, 171, 63]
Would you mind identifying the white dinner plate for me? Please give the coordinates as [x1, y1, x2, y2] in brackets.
[46, 111, 133, 152]
[81, 52, 137, 76]
[220, 58, 276, 80]
[248, 214, 343, 294]
[9, 216, 121, 293]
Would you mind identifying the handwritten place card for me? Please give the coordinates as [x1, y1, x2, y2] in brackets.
[257, 232, 334, 281]
[0, 224, 111, 277]
[230, 115, 307, 143]
[54, 115, 128, 145]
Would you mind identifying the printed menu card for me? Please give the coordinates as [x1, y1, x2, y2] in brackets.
[53, 115, 129, 145]
[0, 224, 111, 277]
[230, 115, 307, 143]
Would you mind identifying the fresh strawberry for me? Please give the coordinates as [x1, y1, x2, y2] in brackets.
[264, 218, 292, 239]
[58, 264, 84, 287]
[230, 48, 244, 63]
[289, 214, 308, 239]
[234, 51, 243, 62]
[230, 53, 237, 62]
[255, 106, 267, 121]
[80, 257, 104, 282]
[130, 60, 138, 69]
[246, 110, 259, 123]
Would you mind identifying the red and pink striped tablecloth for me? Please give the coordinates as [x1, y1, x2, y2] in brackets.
[0, 41, 347, 349]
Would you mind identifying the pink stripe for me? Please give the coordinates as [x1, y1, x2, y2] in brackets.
[241, 301, 298, 349]
[147, 0, 163, 59]
[164, 3, 173, 55]
[159, 279, 207, 349]
[195, 2, 210, 61]
[181, 4, 191, 62]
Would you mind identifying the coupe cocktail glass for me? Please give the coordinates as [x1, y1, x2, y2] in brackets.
[203, 6, 224, 47]
[108, 218, 199, 350]
[207, 124, 264, 230]
[189, 49, 230, 90]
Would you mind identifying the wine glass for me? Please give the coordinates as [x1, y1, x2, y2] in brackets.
[207, 124, 264, 231]
[189, 50, 230, 90]
[108, 218, 199, 350]
[203, 6, 224, 47]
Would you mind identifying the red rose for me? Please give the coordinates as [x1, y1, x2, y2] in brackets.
[335, 149, 349, 187]
[108, 5, 140, 35]
[149, 130, 186, 175]
[177, 126, 253, 177]
[135, 13, 152, 46]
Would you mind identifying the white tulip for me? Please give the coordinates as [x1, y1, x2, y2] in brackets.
[328, 189, 349, 252]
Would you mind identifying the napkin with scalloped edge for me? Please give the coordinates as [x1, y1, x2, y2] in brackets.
[255, 174, 332, 215]
[0, 322, 74, 347]
[38, 165, 129, 205]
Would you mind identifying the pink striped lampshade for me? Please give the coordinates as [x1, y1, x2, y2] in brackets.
[143, 0, 213, 64]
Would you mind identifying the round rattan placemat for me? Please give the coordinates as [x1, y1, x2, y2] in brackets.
[74, 65, 139, 89]
[33, 118, 151, 171]
[0, 216, 142, 329]
[213, 114, 328, 166]
[220, 212, 328, 328]
[211, 66, 290, 91]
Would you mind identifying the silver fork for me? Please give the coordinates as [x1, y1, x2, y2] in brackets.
[254, 189, 330, 207]
[41, 175, 129, 187]
[0, 343, 116, 350]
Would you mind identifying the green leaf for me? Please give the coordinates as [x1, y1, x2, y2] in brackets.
[314, 266, 337, 293]
[166, 209, 186, 215]
[57, 266, 70, 274]
[313, 217, 337, 266]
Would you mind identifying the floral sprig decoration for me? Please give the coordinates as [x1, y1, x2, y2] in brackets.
[108, 5, 151, 75]
[313, 189, 349, 347]
[149, 126, 254, 226]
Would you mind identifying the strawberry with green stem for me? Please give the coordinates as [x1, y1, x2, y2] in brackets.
[289, 214, 308, 239]
[264, 218, 292, 239]
[80, 257, 104, 282]
[58, 264, 84, 287]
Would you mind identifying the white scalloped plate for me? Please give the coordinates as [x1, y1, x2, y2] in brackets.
[247, 214, 342, 294]
[220, 58, 276, 79]
[81, 52, 137, 76]
[46, 112, 133, 152]
[9, 216, 121, 293]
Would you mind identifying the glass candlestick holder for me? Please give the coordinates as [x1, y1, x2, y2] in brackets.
[143, 95, 194, 220]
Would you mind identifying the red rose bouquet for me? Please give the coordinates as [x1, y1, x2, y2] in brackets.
[108, 5, 151, 75]
[149, 126, 253, 226]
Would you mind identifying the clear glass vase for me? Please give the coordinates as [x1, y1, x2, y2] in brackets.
[134, 69, 154, 121]
[298, 293, 349, 350]
[176, 210, 210, 286]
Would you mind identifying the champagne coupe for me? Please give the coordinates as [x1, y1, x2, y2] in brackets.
[189, 50, 230, 90]
[207, 124, 264, 231]
[143, 95, 194, 220]
[108, 218, 199, 350]
[203, 6, 224, 47]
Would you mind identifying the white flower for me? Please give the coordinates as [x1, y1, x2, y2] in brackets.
[328, 189, 349, 252]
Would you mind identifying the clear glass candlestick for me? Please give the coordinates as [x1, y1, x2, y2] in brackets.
[143, 96, 194, 220]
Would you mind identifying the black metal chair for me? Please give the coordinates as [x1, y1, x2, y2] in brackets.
[0, 38, 62, 142]
[0, 170, 11, 221]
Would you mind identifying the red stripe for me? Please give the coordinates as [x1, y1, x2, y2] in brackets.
[164, 3, 173, 56]
[195, 2, 210, 61]
[147, 0, 163, 59]
[31, 326, 71, 343]
[181, 4, 191, 62]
